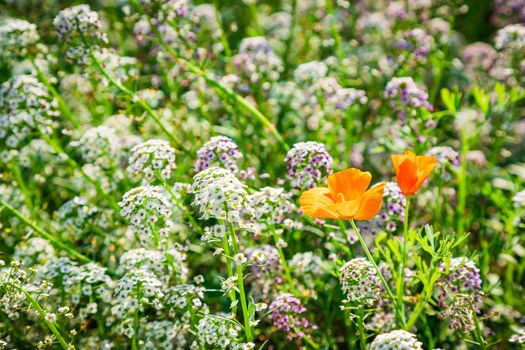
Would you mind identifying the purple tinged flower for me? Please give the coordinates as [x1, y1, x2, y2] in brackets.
[396, 28, 431, 60]
[284, 142, 333, 189]
[384, 77, 433, 120]
[269, 293, 317, 341]
[195, 136, 243, 173]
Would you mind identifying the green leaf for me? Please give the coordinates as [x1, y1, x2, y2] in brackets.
[471, 87, 490, 114]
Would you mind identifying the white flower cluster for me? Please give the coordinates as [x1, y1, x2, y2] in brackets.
[113, 269, 164, 319]
[294, 61, 329, 84]
[191, 167, 254, 230]
[70, 126, 120, 168]
[0, 75, 59, 148]
[370, 330, 423, 350]
[56, 196, 99, 236]
[165, 283, 209, 318]
[119, 186, 174, 246]
[117, 248, 189, 283]
[0, 18, 39, 59]
[312, 77, 368, 109]
[39, 258, 113, 308]
[494, 24, 525, 51]
[18, 139, 55, 168]
[53, 5, 108, 64]
[0, 262, 54, 320]
[128, 140, 177, 183]
[197, 314, 254, 349]
[13, 238, 55, 267]
[513, 190, 525, 207]
[290, 252, 325, 277]
[93, 48, 138, 85]
[510, 328, 525, 345]
[141, 320, 194, 350]
[136, 88, 165, 107]
[195, 136, 243, 174]
[202, 223, 227, 242]
[232, 36, 283, 85]
[138, 0, 193, 22]
[249, 187, 295, 225]
[339, 257, 381, 305]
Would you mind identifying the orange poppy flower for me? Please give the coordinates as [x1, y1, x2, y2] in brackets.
[300, 168, 386, 220]
[391, 151, 437, 197]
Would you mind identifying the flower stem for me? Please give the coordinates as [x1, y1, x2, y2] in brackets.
[325, 0, 344, 61]
[131, 308, 139, 350]
[358, 306, 366, 350]
[302, 333, 320, 349]
[0, 198, 91, 264]
[269, 222, 297, 296]
[221, 224, 238, 314]
[8, 161, 34, 216]
[86, 49, 186, 152]
[349, 219, 406, 327]
[9, 283, 69, 350]
[38, 132, 120, 212]
[283, 0, 298, 73]
[229, 223, 253, 342]
[397, 196, 411, 322]
[456, 132, 469, 235]
[212, 0, 232, 68]
[137, 7, 289, 152]
[405, 259, 436, 329]
[30, 58, 79, 129]
[161, 180, 204, 235]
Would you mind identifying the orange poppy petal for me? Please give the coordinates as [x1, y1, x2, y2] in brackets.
[299, 187, 338, 219]
[397, 159, 418, 195]
[332, 200, 360, 220]
[354, 182, 386, 220]
[391, 154, 404, 176]
[327, 168, 371, 201]
[414, 157, 438, 191]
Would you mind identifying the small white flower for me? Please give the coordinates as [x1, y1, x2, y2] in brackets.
[44, 313, 57, 322]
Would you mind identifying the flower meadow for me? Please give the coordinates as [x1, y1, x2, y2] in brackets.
[1, 1, 525, 349]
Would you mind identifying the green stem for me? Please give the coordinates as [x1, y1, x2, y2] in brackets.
[248, 3, 262, 35]
[358, 306, 366, 350]
[162, 180, 204, 235]
[39, 132, 120, 212]
[140, 11, 289, 152]
[9, 283, 69, 350]
[349, 219, 406, 327]
[406, 259, 436, 329]
[0, 198, 92, 264]
[434, 173, 443, 227]
[269, 223, 297, 296]
[397, 196, 411, 322]
[229, 223, 253, 342]
[338, 219, 354, 257]
[8, 161, 34, 216]
[212, 0, 232, 68]
[221, 230, 238, 314]
[470, 300, 486, 349]
[283, 0, 298, 73]
[86, 49, 186, 152]
[131, 308, 139, 350]
[30, 59, 79, 129]
[325, 0, 344, 60]
[456, 132, 469, 235]
[302, 333, 320, 349]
